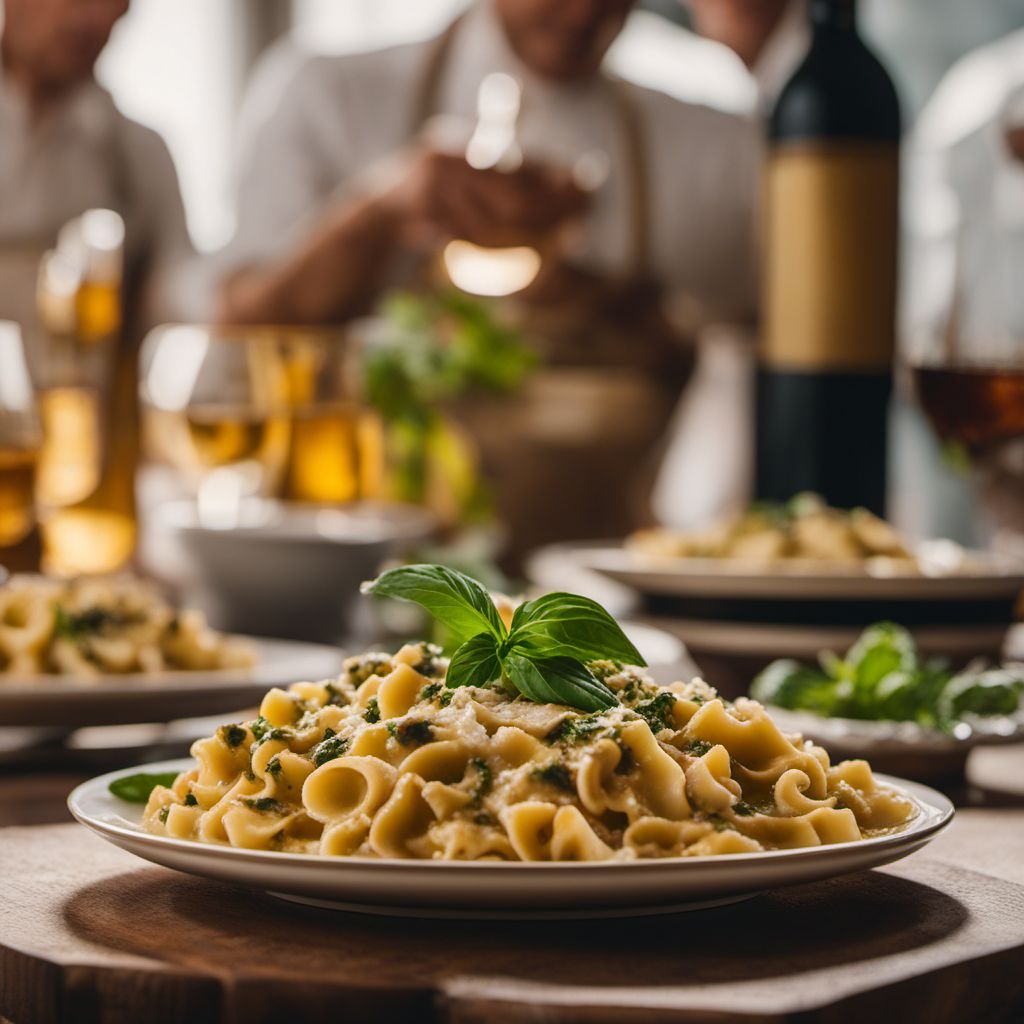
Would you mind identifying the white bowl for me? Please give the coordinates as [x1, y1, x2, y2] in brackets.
[144, 500, 435, 642]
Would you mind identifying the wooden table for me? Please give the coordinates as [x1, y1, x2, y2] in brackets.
[1, 807, 1023, 1024]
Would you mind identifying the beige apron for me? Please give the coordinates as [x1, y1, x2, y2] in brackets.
[411, 23, 690, 569]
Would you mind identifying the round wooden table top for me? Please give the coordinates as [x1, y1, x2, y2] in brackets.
[1, 805, 1024, 1024]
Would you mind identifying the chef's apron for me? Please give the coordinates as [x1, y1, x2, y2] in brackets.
[410, 22, 691, 570]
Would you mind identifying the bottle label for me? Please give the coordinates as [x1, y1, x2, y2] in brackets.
[761, 142, 899, 372]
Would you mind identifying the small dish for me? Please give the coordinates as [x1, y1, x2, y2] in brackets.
[142, 500, 436, 642]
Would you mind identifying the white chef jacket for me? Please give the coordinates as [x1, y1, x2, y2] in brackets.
[226, 0, 762, 327]
[0, 63, 193, 329]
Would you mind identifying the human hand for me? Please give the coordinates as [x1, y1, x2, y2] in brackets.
[384, 146, 589, 249]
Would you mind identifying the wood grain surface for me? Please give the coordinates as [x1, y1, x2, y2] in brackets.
[1, 811, 1023, 1024]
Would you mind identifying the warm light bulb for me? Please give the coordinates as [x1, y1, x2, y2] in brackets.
[442, 240, 541, 297]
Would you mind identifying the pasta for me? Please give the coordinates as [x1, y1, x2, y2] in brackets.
[0, 575, 255, 678]
[629, 492, 916, 569]
[144, 643, 917, 860]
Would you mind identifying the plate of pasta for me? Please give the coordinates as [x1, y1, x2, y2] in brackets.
[69, 565, 953, 918]
[0, 575, 345, 727]
[581, 494, 1024, 603]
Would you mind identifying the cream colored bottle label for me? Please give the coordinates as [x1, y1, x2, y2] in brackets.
[761, 143, 899, 372]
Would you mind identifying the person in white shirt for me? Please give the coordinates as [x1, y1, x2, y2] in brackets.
[218, 0, 760, 329]
[0, 0, 192, 331]
[217, 0, 763, 562]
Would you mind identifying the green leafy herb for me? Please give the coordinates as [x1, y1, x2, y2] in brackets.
[445, 632, 502, 688]
[733, 801, 756, 817]
[386, 719, 434, 746]
[751, 622, 1024, 732]
[242, 797, 288, 814]
[504, 654, 615, 712]
[324, 682, 350, 707]
[419, 682, 443, 701]
[548, 715, 605, 744]
[266, 756, 283, 777]
[343, 653, 394, 687]
[364, 698, 381, 724]
[361, 564, 639, 712]
[530, 761, 574, 792]
[684, 739, 712, 758]
[158, 806, 170, 824]
[508, 592, 644, 666]
[108, 771, 180, 804]
[362, 564, 506, 646]
[469, 756, 492, 802]
[311, 731, 350, 767]
[635, 692, 679, 733]
[219, 724, 247, 748]
[184, 793, 198, 807]
[55, 606, 113, 639]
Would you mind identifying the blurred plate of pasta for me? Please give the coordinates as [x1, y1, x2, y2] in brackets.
[69, 757, 952, 918]
[0, 636, 345, 728]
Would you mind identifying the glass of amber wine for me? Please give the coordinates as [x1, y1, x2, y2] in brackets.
[140, 325, 291, 524]
[0, 322, 42, 561]
[280, 328, 383, 504]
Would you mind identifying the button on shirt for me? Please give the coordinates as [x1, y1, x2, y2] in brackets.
[226, 1, 762, 328]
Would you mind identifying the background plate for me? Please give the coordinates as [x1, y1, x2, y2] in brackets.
[0, 638, 345, 728]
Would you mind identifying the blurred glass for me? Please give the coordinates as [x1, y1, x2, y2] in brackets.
[34, 211, 137, 576]
[140, 325, 291, 524]
[906, 82, 1024, 549]
[280, 328, 384, 504]
[0, 323, 42, 551]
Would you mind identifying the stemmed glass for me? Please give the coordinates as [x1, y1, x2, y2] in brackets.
[139, 325, 291, 525]
[0, 322, 43, 560]
[905, 93, 1024, 554]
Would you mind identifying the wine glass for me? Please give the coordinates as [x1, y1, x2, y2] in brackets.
[0, 322, 42, 559]
[139, 325, 291, 525]
[905, 89, 1024, 554]
[279, 327, 383, 504]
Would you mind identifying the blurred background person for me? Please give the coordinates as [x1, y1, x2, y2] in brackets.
[0, 0, 192, 334]
[902, 29, 1024, 552]
[0, 0, 194, 576]
[213, 0, 762, 565]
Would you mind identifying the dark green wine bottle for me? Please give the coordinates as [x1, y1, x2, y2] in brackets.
[756, 0, 900, 515]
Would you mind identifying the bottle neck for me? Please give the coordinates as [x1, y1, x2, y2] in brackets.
[810, 0, 858, 33]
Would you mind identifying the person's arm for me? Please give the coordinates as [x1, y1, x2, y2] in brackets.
[217, 148, 588, 326]
[217, 185, 403, 325]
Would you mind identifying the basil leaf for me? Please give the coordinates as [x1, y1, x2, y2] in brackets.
[508, 593, 645, 667]
[503, 654, 617, 712]
[447, 632, 502, 689]
[362, 564, 506, 645]
[108, 771, 180, 804]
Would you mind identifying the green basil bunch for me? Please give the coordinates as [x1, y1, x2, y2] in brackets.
[362, 565, 645, 712]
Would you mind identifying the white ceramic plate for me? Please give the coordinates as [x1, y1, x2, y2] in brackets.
[0, 638, 345, 728]
[577, 542, 1024, 601]
[69, 759, 953, 919]
[768, 706, 1024, 757]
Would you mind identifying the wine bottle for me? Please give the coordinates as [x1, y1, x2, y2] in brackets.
[756, 0, 900, 515]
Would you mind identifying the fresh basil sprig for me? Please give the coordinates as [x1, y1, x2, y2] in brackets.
[362, 564, 645, 711]
[108, 771, 180, 804]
